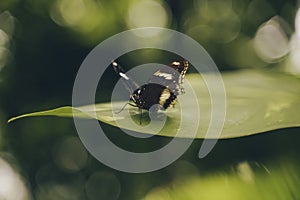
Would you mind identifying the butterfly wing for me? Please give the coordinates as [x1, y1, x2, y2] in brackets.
[148, 61, 189, 95]
[111, 61, 139, 94]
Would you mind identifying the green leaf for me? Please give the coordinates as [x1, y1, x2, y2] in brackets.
[8, 70, 300, 139]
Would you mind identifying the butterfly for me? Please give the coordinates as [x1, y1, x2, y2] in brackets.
[112, 60, 189, 122]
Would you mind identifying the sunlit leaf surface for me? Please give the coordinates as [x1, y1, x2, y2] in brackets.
[8, 70, 300, 139]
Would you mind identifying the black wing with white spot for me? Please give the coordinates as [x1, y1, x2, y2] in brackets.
[111, 61, 139, 94]
[148, 61, 189, 95]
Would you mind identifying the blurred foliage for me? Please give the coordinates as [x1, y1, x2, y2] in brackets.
[0, 0, 300, 199]
[144, 159, 300, 200]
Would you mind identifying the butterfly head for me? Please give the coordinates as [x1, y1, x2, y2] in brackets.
[130, 88, 142, 106]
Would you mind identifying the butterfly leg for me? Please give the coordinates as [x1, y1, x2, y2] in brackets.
[139, 108, 143, 125]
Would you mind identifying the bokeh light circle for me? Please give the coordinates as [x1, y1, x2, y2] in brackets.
[72, 27, 226, 172]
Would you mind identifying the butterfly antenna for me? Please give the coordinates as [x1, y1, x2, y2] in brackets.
[114, 102, 130, 114]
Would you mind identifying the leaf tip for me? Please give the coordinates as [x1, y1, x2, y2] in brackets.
[7, 117, 17, 123]
[7, 115, 26, 123]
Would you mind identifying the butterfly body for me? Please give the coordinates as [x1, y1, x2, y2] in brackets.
[112, 60, 188, 112]
[130, 83, 177, 110]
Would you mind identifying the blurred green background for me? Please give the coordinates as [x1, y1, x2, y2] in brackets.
[0, 0, 300, 199]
